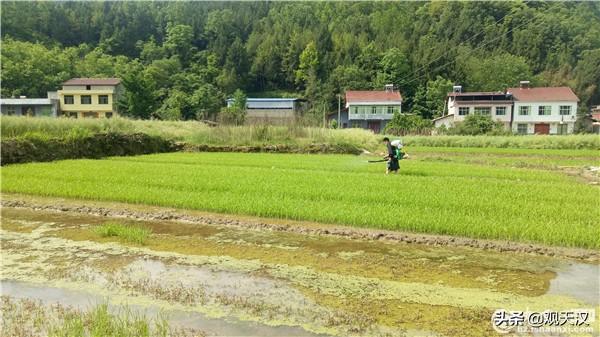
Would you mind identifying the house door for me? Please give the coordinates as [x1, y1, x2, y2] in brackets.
[367, 121, 381, 133]
[534, 123, 550, 135]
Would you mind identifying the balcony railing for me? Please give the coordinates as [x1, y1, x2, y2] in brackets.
[349, 113, 394, 120]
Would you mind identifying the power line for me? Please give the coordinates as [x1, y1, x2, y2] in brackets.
[401, 11, 541, 87]
[407, 7, 518, 82]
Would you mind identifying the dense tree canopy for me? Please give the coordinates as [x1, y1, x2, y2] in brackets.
[1, 1, 599, 121]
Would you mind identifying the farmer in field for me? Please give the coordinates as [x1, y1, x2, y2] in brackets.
[382, 137, 400, 175]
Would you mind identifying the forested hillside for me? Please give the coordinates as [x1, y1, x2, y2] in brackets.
[2, 1, 599, 122]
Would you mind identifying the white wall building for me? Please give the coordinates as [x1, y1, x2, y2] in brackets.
[435, 83, 580, 134]
[434, 87, 512, 129]
[507, 83, 579, 135]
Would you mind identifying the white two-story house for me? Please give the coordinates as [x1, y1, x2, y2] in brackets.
[435, 86, 513, 129]
[507, 82, 579, 135]
[435, 82, 580, 134]
[341, 85, 402, 133]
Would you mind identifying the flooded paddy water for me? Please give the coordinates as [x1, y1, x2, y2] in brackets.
[1, 205, 598, 337]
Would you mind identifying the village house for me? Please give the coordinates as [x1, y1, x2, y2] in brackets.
[435, 82, 579, 134]
[226, 97, 307, 125]
[434, 86, 512, 129]
[58, 78, 123, 118]
[330, 85, 401, 133]
[507, 82, 579, 135]
[0, 92, 60, 117]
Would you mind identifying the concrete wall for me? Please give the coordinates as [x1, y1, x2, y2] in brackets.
[1, 104, 57, 117]
[58, 85, 120, 118]
[511, 101, 577, 134]
[447, 103, 512, 124]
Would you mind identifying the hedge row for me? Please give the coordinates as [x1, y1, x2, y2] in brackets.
[1, 133, 179, 165]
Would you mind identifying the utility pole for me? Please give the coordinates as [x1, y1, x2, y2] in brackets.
[337, 94, 341, 128]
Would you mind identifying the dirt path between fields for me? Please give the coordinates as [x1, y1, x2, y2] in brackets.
[2, 196, 598, 262]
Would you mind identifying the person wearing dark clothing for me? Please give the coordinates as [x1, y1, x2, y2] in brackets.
[383, 137, 399, 174]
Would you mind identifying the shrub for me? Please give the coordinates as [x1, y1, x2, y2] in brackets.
[447, 115, 506, 135]
[384, 112, 433, 135]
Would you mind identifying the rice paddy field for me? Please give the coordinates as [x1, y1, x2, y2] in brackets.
[2, 147, 599, 248]
[2, 145, 599, 337]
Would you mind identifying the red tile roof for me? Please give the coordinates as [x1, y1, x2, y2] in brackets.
[346, 90, 402, 103]
[63, 78, 121, 86]
[507, 87, 579, 102]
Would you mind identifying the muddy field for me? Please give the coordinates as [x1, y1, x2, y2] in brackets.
[2, 199, 598, 337]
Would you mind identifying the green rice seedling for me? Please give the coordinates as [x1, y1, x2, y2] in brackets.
[94, 223, 152, 245]
[3, 152, 599, 248]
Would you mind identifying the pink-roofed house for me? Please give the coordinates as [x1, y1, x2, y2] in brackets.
[436, 81, 580, 134]
[507, 81, 579, 135]
[340, 84, 402, 133]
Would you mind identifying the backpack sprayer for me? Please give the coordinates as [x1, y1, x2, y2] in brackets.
[367, 139, 404, 163]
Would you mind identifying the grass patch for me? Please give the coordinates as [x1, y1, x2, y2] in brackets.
[0, 116, 380, 151]
[94, 223, 152, 245]
[403, 134, 600, 150]
[0, 296, 196, 337]
[3, 116, 599, 151]
[2, 152, 599, 248]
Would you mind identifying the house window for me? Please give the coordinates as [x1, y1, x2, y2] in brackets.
[64, 95, 74, 104]
[86, 85, 91, 90]
[538, 106, 551, 116]
[69, 112, 78, 118]
[495, 107, 506, 116]
[474, 107, 491, 115]
[387, 106, 394, 114]
[99, 95, 109, 104]
[81, 95, 92, 104]
[517, 123, 528, 134]
[458, 107, 469, 116]
[351, 106, 358, 114]
[371, 106, 377, 114]
[557, 124, 568, 135]
[559, 106, 571, 115]
[6, 106, 16, 115]
[106, 112, 113, 118]
[519, 106, 530, 116]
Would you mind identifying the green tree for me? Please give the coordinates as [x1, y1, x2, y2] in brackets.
[574, 49, 600, 107]
[426, 76, 453, 117]
[462, 53, 532, 91]
[231, 89, 247, 111]
[295, 42, 318, 86]
[410, 86, 432, 119]
[156, 89, 187, 120]
[375, 48, 410, 92]
[164, 23, 195, 66]
[189, 84, 224, 120]
[118, 63, 156, 119]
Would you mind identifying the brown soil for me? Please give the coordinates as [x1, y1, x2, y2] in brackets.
[2, 195, 598, 262]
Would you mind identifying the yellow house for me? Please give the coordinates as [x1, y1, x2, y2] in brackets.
[57, 78, 123, 118]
